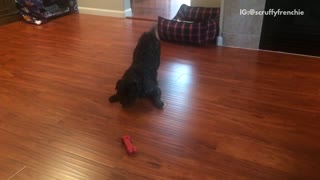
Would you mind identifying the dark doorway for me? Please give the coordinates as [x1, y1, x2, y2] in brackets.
[259, 0, 320, 56]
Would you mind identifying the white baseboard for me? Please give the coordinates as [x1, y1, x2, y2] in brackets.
[217, 36, 223, 46]
[78, 7, 132, 18]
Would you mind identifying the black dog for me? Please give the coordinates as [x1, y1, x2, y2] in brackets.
[109, 26, 164, 109]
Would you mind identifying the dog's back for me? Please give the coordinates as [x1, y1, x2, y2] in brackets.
[131, 26, 161, 70]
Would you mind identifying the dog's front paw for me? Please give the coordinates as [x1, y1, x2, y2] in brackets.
[154, 100, 165, 109]
[109, 94, 119, 103]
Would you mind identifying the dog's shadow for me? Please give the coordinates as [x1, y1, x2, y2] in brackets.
[113, 98, 166, 114]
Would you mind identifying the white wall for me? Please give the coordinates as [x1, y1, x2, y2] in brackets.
[77, 0, 132, 18]
[221, 0, 266, 49]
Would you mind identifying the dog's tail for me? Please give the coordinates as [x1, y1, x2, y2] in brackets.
[150, 25, 160, 40]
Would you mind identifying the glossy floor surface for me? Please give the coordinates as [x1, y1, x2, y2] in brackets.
[128, 0, 190, 20]
[1, 14, 320, 179]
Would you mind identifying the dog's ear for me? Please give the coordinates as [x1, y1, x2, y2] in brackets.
[150, 25, 159, 40]
[115, 80, 122, 90]
[109, 94, 119, 103]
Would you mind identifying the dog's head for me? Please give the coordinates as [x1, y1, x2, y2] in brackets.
[136, 26, 160, 48]
[112, 76, 140, 107]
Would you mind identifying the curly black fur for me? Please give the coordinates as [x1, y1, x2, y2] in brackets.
[109, 26, 164, 109]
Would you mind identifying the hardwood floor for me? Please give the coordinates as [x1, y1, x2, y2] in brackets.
[128, 0, 190, 21]
[1, 14, 320, 179]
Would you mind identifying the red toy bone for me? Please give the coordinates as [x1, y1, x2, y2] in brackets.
[121, 135, 137, 155]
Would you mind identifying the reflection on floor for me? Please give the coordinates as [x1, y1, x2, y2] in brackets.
[128, 0, 191, 21]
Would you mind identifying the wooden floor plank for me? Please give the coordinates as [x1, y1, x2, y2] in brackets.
[1, 14, 320, 179]
[0, 157, 24, 180]
[9, 167, 58, 180]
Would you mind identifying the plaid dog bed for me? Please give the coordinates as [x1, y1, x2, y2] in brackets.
[16, 0, 78, 25]
[158, 4, 220, 45]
